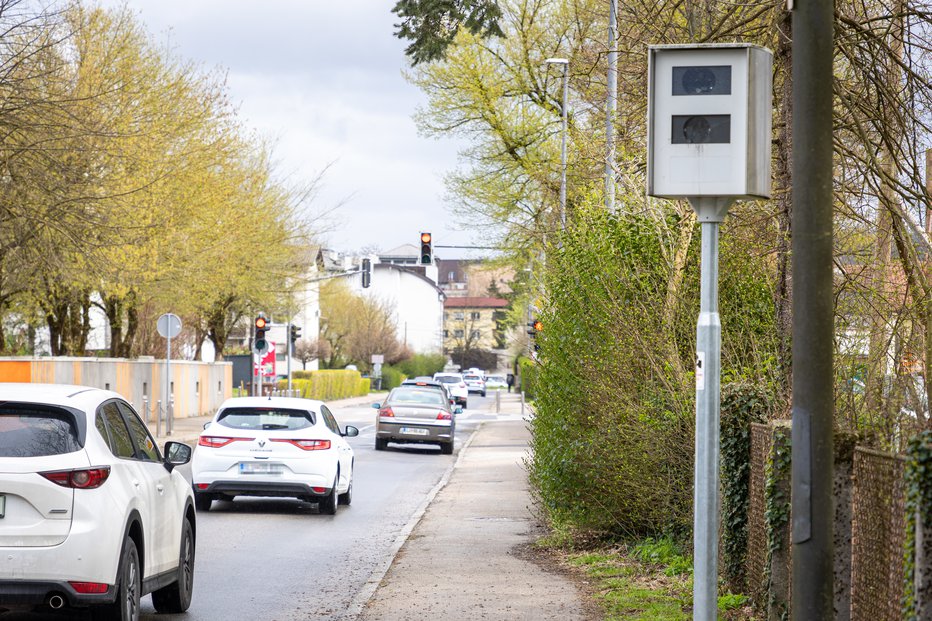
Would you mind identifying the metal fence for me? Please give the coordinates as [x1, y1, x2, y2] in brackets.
[850, 447, 908, 621]
[747, 422, 772, 606]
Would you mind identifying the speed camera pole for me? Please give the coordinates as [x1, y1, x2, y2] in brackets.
[647, 44, 772, 621]
[791, 0, 835, 614]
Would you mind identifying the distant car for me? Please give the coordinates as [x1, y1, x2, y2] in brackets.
[191, 397, 358, 515]
[433, 373, 469, 408]
[484, 375, 508, 389]
[463, 374, 487, 397]
[401, 377, 454, 406]
[373, 386, 460, 454]
[0, 384, 196, 618]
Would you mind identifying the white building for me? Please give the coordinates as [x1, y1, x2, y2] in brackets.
[345, 245, 445, 354]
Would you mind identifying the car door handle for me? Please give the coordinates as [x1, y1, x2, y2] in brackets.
[156, 484, 165, 493]
[133, 480, 141, 488]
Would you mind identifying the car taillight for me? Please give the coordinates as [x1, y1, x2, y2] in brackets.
[69, 581, 109, 594]
[436, 411, 452, 420]
[459, 383, 466, 388]
[41, 467, 110, 489]
[271, 439, 331, 451]
[198, 436, 253, 448]
[379, 407, 395, 417]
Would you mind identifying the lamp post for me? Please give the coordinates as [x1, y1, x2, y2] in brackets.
[544, 57, 569, 231]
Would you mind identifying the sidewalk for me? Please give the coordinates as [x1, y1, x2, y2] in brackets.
[152, 392, 380, 446]
[352, 396, 596, 621]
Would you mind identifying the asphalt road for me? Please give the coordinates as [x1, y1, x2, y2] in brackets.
[3, 393, 504, 621]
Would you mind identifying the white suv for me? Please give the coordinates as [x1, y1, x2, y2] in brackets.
[433, 373, 469, 408]
[0, 384, 196, 620]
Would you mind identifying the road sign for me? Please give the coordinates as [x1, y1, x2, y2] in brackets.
[371, 354, 384, 364]
[157, 313, 182, 339]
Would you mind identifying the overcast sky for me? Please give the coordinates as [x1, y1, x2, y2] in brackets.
[95, 1, 478, 256]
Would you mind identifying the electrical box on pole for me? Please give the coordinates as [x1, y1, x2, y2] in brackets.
[647, 43, 772, 621]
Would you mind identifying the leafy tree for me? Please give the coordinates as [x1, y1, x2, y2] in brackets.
[392, 0, 503, 65]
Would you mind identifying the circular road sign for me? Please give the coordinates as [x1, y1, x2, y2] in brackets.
[157, 313, 182, 339]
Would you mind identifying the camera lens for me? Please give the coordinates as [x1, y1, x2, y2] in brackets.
[682, 116, 711, 143]
[681, 67, 716, 94]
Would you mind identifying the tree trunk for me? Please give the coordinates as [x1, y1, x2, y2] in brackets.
[773, 5, 793, 402]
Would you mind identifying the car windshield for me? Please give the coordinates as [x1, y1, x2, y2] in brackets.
[435, 376, 461, 384]
[217, 407, 314, 430]
[389, 389, 447, 406]
[0, 406, 81, 457]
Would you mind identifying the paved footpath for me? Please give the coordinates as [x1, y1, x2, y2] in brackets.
[352, 418, 594, 621]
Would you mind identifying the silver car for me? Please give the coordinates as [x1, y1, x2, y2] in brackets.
[373, 387, 461, 454]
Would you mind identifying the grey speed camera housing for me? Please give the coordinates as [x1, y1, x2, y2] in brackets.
[647, 44, 773, 201]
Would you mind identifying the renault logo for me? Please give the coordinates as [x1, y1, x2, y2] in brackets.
[258, 440, 266, 448]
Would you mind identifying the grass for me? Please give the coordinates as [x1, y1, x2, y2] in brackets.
[553, 537, 755, 620]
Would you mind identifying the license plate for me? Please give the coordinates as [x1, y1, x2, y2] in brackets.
[400, 427, 429, 436]
[239, 462, 284, 474]
[0, 495, 5, 518]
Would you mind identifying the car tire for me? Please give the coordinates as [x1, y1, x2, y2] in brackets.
[193, 492, 212, 512]
[92, 536, 140, 621]
[338, 474, 353, 506]
[151, 518, 195, 613]
[463, 401, 468, 409]
[481, 391, 486, 398]
[374, 437, 388, 451]
[440, 442, 454, 455]
[319, 476, 338, 515]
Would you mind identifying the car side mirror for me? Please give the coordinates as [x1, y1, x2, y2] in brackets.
[371, 403, 381, 409]
[343, 425, 359, 437]
[164, 441, 193, 472]
[454, 406, 463, 414]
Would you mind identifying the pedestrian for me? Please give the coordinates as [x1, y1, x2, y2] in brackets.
[506, 373, 515, 393]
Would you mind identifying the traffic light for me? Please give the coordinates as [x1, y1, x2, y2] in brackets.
[254, 313, 269, 354]
[290, 324, 301, 344]
[527, 319, 543, 336]
[361, 258, 371, 288]
[419, 232, 432, 265]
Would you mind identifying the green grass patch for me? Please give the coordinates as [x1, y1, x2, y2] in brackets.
[563, 538, 755, 620]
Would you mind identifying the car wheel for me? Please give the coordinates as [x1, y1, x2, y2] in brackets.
[92, 536, 140, 621]
[319, 476, 338, 515]
[374, 437, 388, 451]
[463, 400, 468, 409]
[151, 518, 195, 613]
[194, 492, 212, 512]
[440, 442, 454, 455]
[338, 473, 353, 506]
[481, 391, 486, 397]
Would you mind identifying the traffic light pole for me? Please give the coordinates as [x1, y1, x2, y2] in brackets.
[287, 322, 293, 394]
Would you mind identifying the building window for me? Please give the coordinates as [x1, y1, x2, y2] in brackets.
[443, 330, 449, 338]
[454, 329, 464, 338]
[448, 271, 455, 280]
[470, 330, 481, 339]
[453, 311, 465, 320]
[470, 311, 481, 320]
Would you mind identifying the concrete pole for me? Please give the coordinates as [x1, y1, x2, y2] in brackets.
[605, 0, 617, 212]
[791, 0, 835, 614]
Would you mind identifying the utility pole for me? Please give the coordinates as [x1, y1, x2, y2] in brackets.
[790, 0, 835, 615]
[605, 0, 617, 212]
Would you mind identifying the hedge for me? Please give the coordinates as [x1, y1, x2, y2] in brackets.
[277, 369, 370, 401]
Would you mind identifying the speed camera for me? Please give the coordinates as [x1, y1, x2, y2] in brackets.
[647, 44, 773, 200]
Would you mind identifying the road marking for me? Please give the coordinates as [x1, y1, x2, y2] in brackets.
[341, 423, 483, 620]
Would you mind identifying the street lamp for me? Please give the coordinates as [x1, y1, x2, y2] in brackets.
[544, 57, 569, 231]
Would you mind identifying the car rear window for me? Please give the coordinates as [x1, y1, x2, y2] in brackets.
[389, 389, 447, 406]
[435, 376, 461, 384]
[464, 375, 481, 381]
[217, 407, 315, 431]
[0, 406, 82, 457]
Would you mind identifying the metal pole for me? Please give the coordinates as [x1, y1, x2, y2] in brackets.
[791, 0, 835, 614]
[693, 218, 722, 621]
[156, 399, 162, 437]
[559, 61, 569, 230]
[166, 334, 172, 436]
[287, 322, 293, 393]
[605, 0, 617, 212]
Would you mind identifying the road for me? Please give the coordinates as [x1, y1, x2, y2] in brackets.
[4, 392, 521, 621]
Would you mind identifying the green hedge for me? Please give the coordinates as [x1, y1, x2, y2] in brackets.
[396, 353, 447, 378]
[278, 370, 370, 401]
[517, 356, 538, 399]
[380, 365, 405, 390]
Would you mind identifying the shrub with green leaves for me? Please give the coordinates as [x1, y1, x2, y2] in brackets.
[528, 200, 778, 539]
[395, 353, 447, 378]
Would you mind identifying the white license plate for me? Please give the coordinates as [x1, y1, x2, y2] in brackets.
[400, 427, 429, 436]
[239, 462, 284, 474]
[0, 494, 5, 518]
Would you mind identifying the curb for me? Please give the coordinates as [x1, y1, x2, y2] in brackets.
[340, 423, 484, 621]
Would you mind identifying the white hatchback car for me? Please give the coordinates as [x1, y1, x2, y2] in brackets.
[433, 373, 469, 408]
[0, 384, 196, 621]
[191, 397, 357, 514]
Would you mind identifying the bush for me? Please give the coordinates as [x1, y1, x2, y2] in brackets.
[517, 356, 538, 398]
[379, 365, 405, 390]
[277, 370, 370, 401]
[396, 353, 447, 378]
